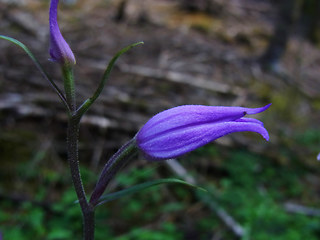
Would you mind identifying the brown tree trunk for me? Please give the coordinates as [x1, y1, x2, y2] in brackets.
[301, 0, 320, 45]
[260, 0, 299, 71]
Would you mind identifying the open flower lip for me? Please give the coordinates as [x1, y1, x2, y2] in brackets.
[49, 0, 76, 65]
[136, 104, 271, 161]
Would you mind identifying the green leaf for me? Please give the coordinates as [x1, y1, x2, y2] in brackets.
[0, 35, 69, 112]
[96, 178, 206, 206]
[76, 41, 144, 118]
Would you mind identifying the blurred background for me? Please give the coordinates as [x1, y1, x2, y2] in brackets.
[0, 0, 320, 239]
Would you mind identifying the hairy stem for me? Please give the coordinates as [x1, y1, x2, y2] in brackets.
[67, 117, 95, 240]
[63, 65, 95, 239]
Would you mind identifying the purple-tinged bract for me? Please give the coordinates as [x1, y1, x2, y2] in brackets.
[136, 104, 271, 161]
[49, 0, 75, 65]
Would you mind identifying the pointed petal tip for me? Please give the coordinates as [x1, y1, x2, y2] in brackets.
[265, 103, 272, 108]
[264, 103, 272, 110]
[260, 127, 270, 141]
[246, 103, 272, 115]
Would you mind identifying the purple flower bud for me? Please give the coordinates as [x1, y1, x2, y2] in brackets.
[136, 104, 271, 160]
[49, 0, 76, 65]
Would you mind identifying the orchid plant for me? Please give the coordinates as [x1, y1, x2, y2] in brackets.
[0, 0, 270, 239]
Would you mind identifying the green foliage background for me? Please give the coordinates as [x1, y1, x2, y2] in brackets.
[1, 126, 320, 239]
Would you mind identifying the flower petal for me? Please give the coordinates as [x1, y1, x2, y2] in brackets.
[137, 104, 271, 161]
[138, 120, 269, 160]
[245, 103, 271, 114]
[138, 104, 270, 142]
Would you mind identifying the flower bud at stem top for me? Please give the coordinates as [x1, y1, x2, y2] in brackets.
[49, 0, 76, 65]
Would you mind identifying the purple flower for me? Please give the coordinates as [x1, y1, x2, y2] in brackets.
[49, 0, 75, 65]
[136, 104, 271, 160]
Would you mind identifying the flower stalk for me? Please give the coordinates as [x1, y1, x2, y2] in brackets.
[90, 138, 138, 207]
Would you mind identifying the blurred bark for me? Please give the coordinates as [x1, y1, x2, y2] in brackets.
[260, 0, 320, 72]
[259, 0, 299, 72]
[118, 63, 242, 95]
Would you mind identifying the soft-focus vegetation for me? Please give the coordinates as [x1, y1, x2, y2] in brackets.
[1, 126, 320, 239]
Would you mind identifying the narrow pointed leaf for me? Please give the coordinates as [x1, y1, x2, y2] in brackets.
[77, 41, 144, 118]
[96, 178, 206, 206]
[0, 35, 70, 112]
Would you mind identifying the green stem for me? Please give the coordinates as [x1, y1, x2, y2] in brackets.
[63, 66, 95, 239]
[62, 65, 76, 112]
[67, 118, 95, 240]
